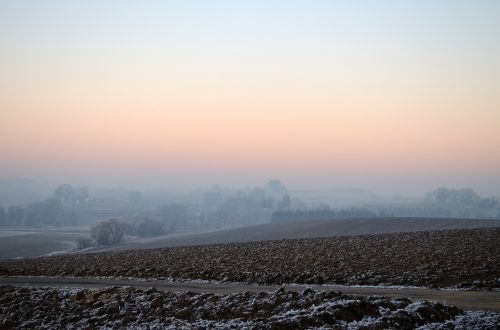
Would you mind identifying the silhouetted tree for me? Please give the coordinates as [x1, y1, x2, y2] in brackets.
[202, 190, 223, 207]
[54, 184, 89, 204]
[54, 184, 75, 203]
[135, 217, 165, 237]
[278, 194, 292, 210]
[73, 187, 89, 204]
[477, 198, 498, 209]
[261, 197, 274, 209]
[7, 206, 24, 226]
[264, 179, 288, 197]
[426, 187, 497, 209]
[0, 206, 5, 225]
[158, 203, 188, 230]
[91, 218, 129, 245]
[216, 197, 264, 228]
[23, 198, 62, 227]
[56, 208, 79, 226]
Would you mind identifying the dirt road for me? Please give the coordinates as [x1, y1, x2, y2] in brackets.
[1, 276, 499, 312]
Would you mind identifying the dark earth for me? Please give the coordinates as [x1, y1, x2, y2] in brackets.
[1, 228, 498, 289]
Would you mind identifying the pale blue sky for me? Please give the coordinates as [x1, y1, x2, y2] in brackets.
[1, 1, 499, 195]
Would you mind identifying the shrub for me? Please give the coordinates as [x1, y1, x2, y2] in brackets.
[76, 237, 93, 250]
[135, 218, 165, 237]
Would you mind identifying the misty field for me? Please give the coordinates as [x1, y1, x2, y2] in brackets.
[0, 228, 88, 260]
[1, 227, 498, 290]
[104, 217, 500, 251]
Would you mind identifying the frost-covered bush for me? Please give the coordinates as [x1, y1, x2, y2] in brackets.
[75, 237, 93, 250]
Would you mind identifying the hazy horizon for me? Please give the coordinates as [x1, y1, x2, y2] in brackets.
[1, 176, 499, 201]
[1, 1, 500, 196]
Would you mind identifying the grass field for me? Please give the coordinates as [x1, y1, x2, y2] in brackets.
[0, 227, 88, 260]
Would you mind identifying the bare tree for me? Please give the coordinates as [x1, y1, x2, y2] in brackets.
[54, 184, 75, 203]
[91, 218, 129, 245]
[278, 194, 292, 210]
[134, 217, 165, 237]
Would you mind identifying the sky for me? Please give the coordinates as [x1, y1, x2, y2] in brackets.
[1, 1, 499, 195]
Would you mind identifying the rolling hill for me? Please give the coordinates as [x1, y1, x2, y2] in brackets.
[97, 217, 500, 252]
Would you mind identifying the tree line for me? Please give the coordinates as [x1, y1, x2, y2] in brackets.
[425, 187, 498, 208]
[0, 184, 94, 227]
[0, 198, 79, 227]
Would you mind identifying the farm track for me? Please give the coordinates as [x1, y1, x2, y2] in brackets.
[1, 276, 500, 312]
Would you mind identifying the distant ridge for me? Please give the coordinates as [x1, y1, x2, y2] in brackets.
[96, 217, 500, 252]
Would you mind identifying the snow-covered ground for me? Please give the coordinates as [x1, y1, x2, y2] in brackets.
[417, 310, 500, 329]
[3, 285, 498, 329]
